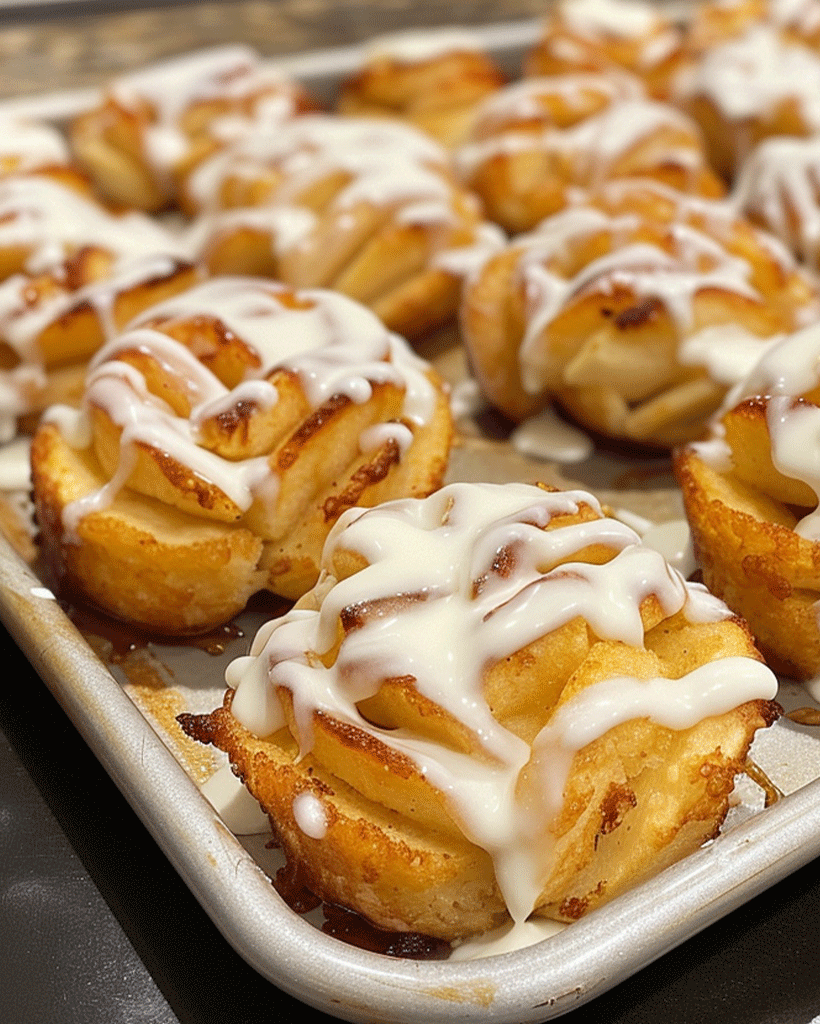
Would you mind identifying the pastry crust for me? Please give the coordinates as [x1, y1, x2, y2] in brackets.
[0, 171, 196, 437]
[191, 114, 504, 340]
[31, 277, 453, 633]
[524, 0, 688, 100]
[181, 481, 777, 940]
[70, 45, 318, 212]
[460, 178, 819, 445]
[337, 29, 506, 147]
[456, 92, 724, 235]
[673, 2, 820, 181]
[734, 134, 820, 271]
[675, 320, 820, 679]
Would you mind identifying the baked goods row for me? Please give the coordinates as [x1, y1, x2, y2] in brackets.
[3, 0, 818, 953]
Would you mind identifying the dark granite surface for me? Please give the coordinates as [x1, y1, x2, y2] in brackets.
[0, 2, 819, 1022]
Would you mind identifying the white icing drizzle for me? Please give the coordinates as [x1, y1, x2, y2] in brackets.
[48, 277, 438, 537]
[186, 112, 506, 301]
[0, 172, 189, 431]
[510, 406, 595, 463]
[106, 45, 304, 181]
[201, 762, 270, 834]
[733, 134, 820, 265]
[771, 0, 820, 33]
[189, 114, 459, 219]
[226, 481, 776, 926]
[499, 186, 793, 396]
[456, 97, 707, 186]
[465, 71, 645, 140]
[449, 917, 566, 960]
[292, 790, 329, 840]
[0, 118, 69, 169]
[190, 115, 490, 279]
[430, 222, 507, 278]
[0, 175, 185, 275]
[0, 252, 190, 366]
[696, 318, 820, 537]
[539, 0, 682, 73]
[0, 436, 31, 490]
[558, 0, 660, 39]
[636, 518, 697, 579]
[674, 25, 820, 163]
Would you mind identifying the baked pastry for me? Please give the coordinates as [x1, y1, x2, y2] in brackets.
[455, 94, 725, 235]
[733, 134, 820, 270]
[69, 44, 318, 212]
[460, 178, 819, 445]
[189, 114, 503, 340]
[675, 319, 820, 679]
[0, 172, 196, 438]
[336, 29, 506, 147]
[180, 480, 778, 941]
[682, 0, 820, 55]
[463, 69, 645, 142]
[524, 0, 688, 100]
[673, 20, 820, 180]
[31, 277, 453, 634]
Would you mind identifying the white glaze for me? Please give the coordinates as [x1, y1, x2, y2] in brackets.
[190, 114, 487, 276]
[457, 97, 704, 182]
[449, 917, 566, 960]
[466, 71, 644, 139]
[107, 45, 303, 181]
[189, 114, 454, 216]
[510, 406, 595, 463]
[48, 277, 439, 538]
[227, 481, 776, 926]
[0, 118, 69, 168]
[673, 24, 820, 167]
[0, 175, 184, 276]
[292, 790, 329, 840]
[697, 318, 820, 538]
[501, 186, 795, 397]
[639, 519, 698, 579]
[733, 134, 820, 265]
[558, 0, 663, 39]
[0, 436, 31, 490]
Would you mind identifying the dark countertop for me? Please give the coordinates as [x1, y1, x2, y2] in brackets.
[1, 2, 820, 1021]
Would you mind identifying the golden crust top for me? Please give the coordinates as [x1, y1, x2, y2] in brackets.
[336, 29, 507, 148]
[31, 277, 453, 631]
[675, 318, 820, 678]
[188, 114, 504, 340]
[460, 178, 819, 445]
[525, 0, 688, 100]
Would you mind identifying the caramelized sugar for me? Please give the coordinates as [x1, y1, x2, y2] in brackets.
[321, 904, 451, 961]
[786, 706, 820, 727]
[744, 758, 784, 808]
[270, 838, 451, 960]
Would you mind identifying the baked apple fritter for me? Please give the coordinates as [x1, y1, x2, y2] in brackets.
[181, 481, 778, 941]
[31, 277, 452, 633]
[460, 178, 819, 446]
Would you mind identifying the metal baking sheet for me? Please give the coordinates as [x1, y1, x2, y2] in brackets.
[3, 18, 820, 1023]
